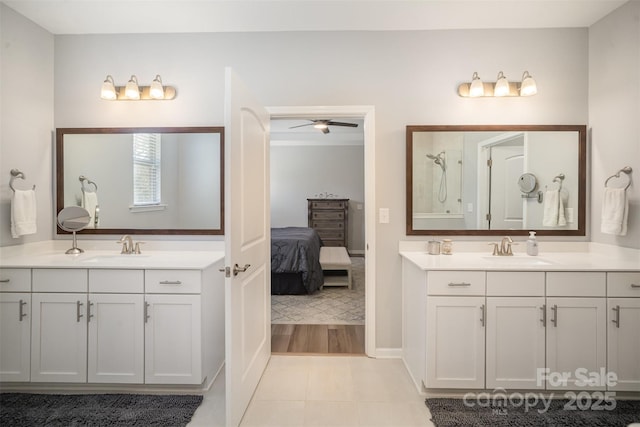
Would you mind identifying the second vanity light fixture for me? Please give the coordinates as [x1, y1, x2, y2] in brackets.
[101, 74, 177, 100]
[458, 71, 537, 97]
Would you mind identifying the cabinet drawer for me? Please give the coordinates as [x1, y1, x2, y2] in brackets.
[312, 211, 345, 221]
[145, 270, 201, 294]
[486, 272, 545, 296]
[32, 269, 87, 292]
[89, 269, 144, 293]
[321, 240, 345, 247]
[310, 201, 346, 210]
[546, 272, 606, 297]
[317, 229, 345, 239]
[311, 220, 345, 230]
[427, 271, 485, 296]
[608, 272, 640, 297]
[0, 268, 31, 292]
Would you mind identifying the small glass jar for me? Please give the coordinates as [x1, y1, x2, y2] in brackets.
[427, 240, 441, 255]
[441, 239, 453, 255]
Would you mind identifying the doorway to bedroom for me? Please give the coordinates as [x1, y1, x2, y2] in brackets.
[268, 112, 368, 355]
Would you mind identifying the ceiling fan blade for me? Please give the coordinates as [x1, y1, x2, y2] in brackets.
[288, 123, 314, 129]
[326, 121, 358, 127]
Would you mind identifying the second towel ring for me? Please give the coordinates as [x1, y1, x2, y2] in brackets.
[79, 175, 98, 192]
[605, 167, 632, 191]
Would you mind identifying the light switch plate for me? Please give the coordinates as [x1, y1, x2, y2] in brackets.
[379, 208, 390, 224]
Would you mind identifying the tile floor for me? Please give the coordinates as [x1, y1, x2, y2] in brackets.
[189, 355, 434, 427]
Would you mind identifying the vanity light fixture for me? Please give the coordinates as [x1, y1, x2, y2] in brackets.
[99, 74, 177, 100]
[457, 70, 537, 98]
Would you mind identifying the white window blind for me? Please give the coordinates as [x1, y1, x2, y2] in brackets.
[133, 133, 161, 205]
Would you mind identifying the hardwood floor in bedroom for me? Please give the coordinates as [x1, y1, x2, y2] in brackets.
[271, 324, 365, 355]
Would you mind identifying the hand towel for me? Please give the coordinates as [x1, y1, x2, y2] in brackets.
[542, 189, 561, 227]
[558, 192, 567, 227]
[11, 189, 37, 238]
[601, 187, 628, 236]
[82, 191, 99, 229]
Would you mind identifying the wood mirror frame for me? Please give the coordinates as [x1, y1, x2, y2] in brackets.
[406, 124, 587, 236]
[56, 126, 225, 235]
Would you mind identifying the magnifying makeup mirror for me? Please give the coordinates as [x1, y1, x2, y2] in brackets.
[57, 206, 90, 254]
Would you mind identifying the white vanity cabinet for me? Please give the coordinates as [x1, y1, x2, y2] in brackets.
[607, 272, 640, 392]
[0, 268, 31, 382]
[30, 269, 88, 383]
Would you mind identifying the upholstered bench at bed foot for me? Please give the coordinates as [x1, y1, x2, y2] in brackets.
[319, 246, 352, 289]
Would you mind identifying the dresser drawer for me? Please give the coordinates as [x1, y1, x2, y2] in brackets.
[427, 271, 485, 296]
[312, 211, 345, 221]
[546, 272, 606, 297]
[486, 271, 545, 296]
[311, 220, 345, 230]
[310, 200, 347, 210]
[608, 272, 640, 297]
[32, 269, 88, 292]
[89, 269, 144, 293]
[0, 268, 31, 292]
[145, 270, 201, 294]
[317, 229, 345, 240]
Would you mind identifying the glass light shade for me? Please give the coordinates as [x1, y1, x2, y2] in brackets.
[520, 71, 537, 96]
[124, 75, 140, 99]
[149, 75, 165, 99]
[314, 123, 328, 129]
[100, 75, 117, 100]
[494, 71, 510, 97]
[469, 72, 484, 97]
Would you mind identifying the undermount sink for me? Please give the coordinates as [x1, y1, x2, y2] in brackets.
[481, 256, 554, 266]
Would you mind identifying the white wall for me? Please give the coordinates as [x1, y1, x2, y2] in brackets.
[0, 4, 54, 246]
[589, 0, 640, 249]
[2, 10, 593, 348]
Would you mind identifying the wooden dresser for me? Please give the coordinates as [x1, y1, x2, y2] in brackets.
[307, 198, 349, 248]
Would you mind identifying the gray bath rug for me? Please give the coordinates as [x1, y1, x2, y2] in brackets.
[425, 397, 640, 427]
[0, 393, 203, 426]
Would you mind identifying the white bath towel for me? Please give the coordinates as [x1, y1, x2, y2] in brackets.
[601, 187, 628, 236]
[11, 189, 37, 238]
[542, 189, 566, 227]
[82, 191, 99, 229]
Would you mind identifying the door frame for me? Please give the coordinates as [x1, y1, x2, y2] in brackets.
[268, 105, 376, 356]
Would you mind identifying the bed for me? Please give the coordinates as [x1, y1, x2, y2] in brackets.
[271, 227, 324, 295]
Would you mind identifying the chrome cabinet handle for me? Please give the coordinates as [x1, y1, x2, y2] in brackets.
[480, 304, 485, 327]
[448, 282, 471, 287]
[0, 279, 10, 283]
[631, 284, 640, 289]
[551, 304, 558, 327]
[76, 301, 84, 322]
[540, 304, 546, 327]
[612, 305, 620, 328]
[88, 301, 94, 322]
[19, 299, 27, 321]
[144, 302, 150, 323]
[233, 263, 251, 276]
[159, 280, 182, 285]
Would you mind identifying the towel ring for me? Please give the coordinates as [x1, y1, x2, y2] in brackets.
[605, 166, 632, 191]
[79, 175, 98, 193]
[9, 169, 35, 192]
[545, 173, 565, 192]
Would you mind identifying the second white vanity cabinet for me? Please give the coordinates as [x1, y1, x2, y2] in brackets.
[0, 268, 31, 382]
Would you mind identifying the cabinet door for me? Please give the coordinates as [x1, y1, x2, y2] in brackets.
[607, 298, 640, 391]
[426, 296, 485, 389]
[546, 297, 606, 390]
[486, 297, 545, 389]
[31, 293, 87, 383]
[0, 293, 31, 381]
[87, 294, 144, 383]
[145, 294, 201, 384]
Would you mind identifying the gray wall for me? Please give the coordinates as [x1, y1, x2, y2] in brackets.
[589, 0, 640, 249]
[5, 1, 637, 348]
[270, 144, 365, 252]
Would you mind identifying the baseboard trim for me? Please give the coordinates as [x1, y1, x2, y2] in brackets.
[375, 347, 402, 359]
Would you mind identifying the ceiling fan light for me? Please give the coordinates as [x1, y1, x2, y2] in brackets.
[494, 71, 510, 97]
[469, 72, 484, 97]
[313, 123, 328, 129]
[520, 71, 537, 96]
[100, 75, 117, 100]
[149, 75, 165, 99]
[124, 75, 140, 99]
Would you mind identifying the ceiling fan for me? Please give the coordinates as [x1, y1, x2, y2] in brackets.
[288, 119, 359, 134]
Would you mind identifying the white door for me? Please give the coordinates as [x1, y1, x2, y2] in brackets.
[426, 296, 485, 389]
[607, 298, 640, 391]
[31, 293, 87, 383]
[486, 297, 545, 389]
[0, 293, 30, 382]
[546, 297, 607, 390]
[489, 145, 524, 229]
[224, 67, 271, 427]
[88, 293, 144, 384]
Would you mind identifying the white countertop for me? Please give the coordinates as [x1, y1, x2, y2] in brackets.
[399, 242, 640, 272]
[0, 241, 225, 270]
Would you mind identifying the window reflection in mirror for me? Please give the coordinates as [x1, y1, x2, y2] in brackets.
[56, 127, 224, 235]
[406, 125, 586, 236]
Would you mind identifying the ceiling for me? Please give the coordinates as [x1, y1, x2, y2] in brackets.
[3, 0, 627, 35]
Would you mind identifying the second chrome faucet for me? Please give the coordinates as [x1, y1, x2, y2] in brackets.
[489, 236, 515, 256]
[117, 234, 143, 254]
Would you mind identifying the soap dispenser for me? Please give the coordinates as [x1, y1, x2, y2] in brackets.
[526, 231, 538, 256]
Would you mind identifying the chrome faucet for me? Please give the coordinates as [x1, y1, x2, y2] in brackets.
[118, 235, 134, 254]
[489, 236, 515, 256]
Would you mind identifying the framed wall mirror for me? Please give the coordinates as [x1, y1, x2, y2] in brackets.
[406, 125, 586, 236]
[56, 127, 224, 235]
